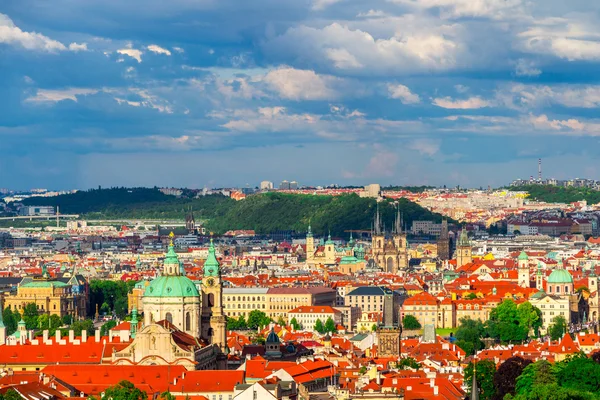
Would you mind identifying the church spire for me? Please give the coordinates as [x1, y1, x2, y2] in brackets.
[374, 204, 382, 235]
[163, 232, 181, 276]
[394, 208, 403, 235]
[204, 238, 220, 277]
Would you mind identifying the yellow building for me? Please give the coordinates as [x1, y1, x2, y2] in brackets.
[3, 266, 87, 318]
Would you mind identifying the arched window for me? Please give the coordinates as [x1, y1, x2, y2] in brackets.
[166, 312, 173, 323]
[185, 312, 191, 331]
[556, 286, 560, 293]
[208, 294, 215, 307]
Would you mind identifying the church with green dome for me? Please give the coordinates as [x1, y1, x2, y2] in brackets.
[143, 238, 202, 337]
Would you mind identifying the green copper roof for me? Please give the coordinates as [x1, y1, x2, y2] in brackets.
[325, 232, 334, 245]
[144, 275, 200, 297]
[457, 229, 469, 247]
[547, 268, 574, 284]
[518, 251, 529, 261]
[340, 255, 360, 265]
[164, 243, 180, 267]
[22, 280, 67, 288]
[203, 239, 220, 277]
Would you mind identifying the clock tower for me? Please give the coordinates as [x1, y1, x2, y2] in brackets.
[201, 239, 227, 355]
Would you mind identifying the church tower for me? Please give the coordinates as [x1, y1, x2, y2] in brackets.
[517, 251, 530, 288]
[437, 219, 450, 260]
[306, 224, 315, 264]
[371, 205, 385, 261]
[536, 262, 544, 291]
[201, 239, 226, 353]
[455, 229, 472, 268]
[324, 232, 336, 264]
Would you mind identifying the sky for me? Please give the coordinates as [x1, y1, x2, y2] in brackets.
[2, 0, 600, 190]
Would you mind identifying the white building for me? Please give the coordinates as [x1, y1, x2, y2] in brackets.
[288, 305, 342, 331]
[260, 181, 274, 190]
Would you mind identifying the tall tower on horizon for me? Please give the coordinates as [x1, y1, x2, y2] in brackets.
[538, 158, 542, 181]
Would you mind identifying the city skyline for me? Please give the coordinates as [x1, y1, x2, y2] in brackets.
[2, 1, 600, 189]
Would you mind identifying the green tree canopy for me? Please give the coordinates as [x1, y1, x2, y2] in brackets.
[548, 315, 567, 341]
[324, 317, 337, 333]
[314, 319, 325, 334]
[290, 317, 300, 330]
[517, 302, 543, 338]
[3, 308, 18, 335]
[402, 315, 421, 330]
[485, 300, 528, 342]
[465, 360, 496, 400]
[454, 317, 485, 356]
[103, 380, 148, 400]
[247, 310, 271, 330]
[22, 303, 39, 330]
[396, 357, 420, 370]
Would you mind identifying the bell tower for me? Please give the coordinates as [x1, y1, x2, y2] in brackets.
[201, 239, 226, 354]
[455, 229, 472, 268]
[306, 224, 315, 264]
[517, 251, 530, 288]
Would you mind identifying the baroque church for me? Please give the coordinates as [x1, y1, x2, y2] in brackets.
[113, 236, 227, 370]
[371, 207, 409, 273]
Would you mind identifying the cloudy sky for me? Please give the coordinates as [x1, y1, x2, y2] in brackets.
[2, 0, 600, 190]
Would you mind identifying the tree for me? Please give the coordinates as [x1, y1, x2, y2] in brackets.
[22, 303, 39, 330]
[371, 324, 377, 332]
[454, 317, 485, 356]
[548, 315, 567, 341]
[556, 353, 600, 394]
[227, 315, 248, 331]
[49, 314, 62, 331]
[517, 302, 543, 338]
[276, 316, 286, 326]
[0, 389, 22, 400]
[314, 319, 325, 334]
[3, 308, 18, 335]
[486, 300, 527, 343]
[62, 314, 73, 325]
[396, 357, 420, 370]
[465, 293, 478, 300]
[65, 319, 94, 336]
[290, 317, 300, 330]
[359, 366, 367, 374]
[514, 360, 557, 396]
[324, 317, 336, 333]
[465, 360, 496, 400]
[103, 380, 147, 400]
[38, 314, 50, 330]
[101, 320, 117, 336]
[402, 315, 421, 330]
[159, 392, 175, 400]
[247, 310, 271, 330]
[493, 356, 533, 400]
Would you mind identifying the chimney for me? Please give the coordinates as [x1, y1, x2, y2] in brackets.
[434, 385, 439, 396]
[55, 330, 61, 342]
[430, 378, 435, 387]
[95, 329, 101, 343]
[81, 330, 87, 343]
[69, 330, 75, 342]
[28, 330, 34, 341]
[43, 330, 49, 343]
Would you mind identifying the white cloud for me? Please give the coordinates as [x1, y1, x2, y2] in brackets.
[515, 59, 541, 77]
[392, 0, 525, 19]
[147, 44, 171, 56]
[408, 139, 440, 156]
[312, 0, 341, 11]
[356, 10, 389, 18]
[173, 46, 184, 53]
[510, 84, 600, 108]
[117, 45, 143, 63]
[68, 42, 88, 52]
[387, 84, 420, 104]
[433, 96, 491, 109]
[263, 67, 340, 100]
[529, 114, 585, 131]
[266, 22, 461, 73]
[518, 17, 600, 61]
[25, 88, 99, 103]
[0, 13, 67, 52]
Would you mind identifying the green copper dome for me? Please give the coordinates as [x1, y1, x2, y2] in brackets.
[203, 239, 220, 277]
[517, 251, 529, 261]
[340, 255, 359, 265]
[144, 275, 200, 297]
[547, 268, 573, 284]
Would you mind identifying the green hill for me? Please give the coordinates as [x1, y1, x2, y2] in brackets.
[21, 188, 234, 221]
[19, 189, 446, 236]
[510, 185, 600, 204]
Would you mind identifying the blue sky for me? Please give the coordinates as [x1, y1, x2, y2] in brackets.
[2, 0, 600, 190]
